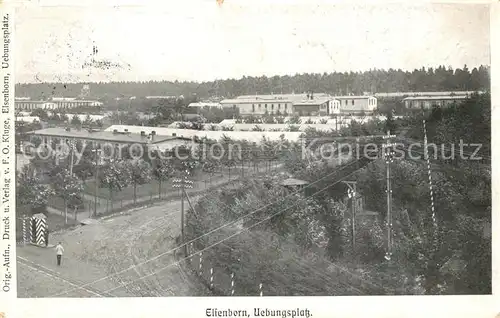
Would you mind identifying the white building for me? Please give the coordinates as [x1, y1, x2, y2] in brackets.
[15, 101, 58, 111]
[236, 93, 332, 101]
[375, 91, 483, 99]
[220, 98, 294, 116]
[335, 96, 377, 114]
[292, 98, 340, 116]
[105, 125, 304, 143]
[16, 116, 40, 123]
[403, 95, 470, 109]
[51, 99, 103, 109]
[27, 127, 193, 153]
[188, 102, 222, 109]
[220, 93, 341, 116]
[15, 99, 103, 111]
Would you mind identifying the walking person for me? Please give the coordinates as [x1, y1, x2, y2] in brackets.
[55, 242, 64, 266]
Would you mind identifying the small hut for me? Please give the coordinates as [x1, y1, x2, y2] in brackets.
[280, 178, 309, 194]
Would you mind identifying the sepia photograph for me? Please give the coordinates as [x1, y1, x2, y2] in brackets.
[11, 0, 491, 302]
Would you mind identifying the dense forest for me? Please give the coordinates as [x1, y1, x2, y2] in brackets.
[16, 65, 490, 101]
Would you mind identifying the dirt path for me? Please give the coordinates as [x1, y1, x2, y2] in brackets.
[17, 197, 208, 297]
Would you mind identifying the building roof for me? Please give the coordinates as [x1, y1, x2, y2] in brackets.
[15, 99, 102, 105]
[280, 178, 309, 186]
[292, 98, 330, 106]
[375, 91, 483, 98]
[53, 99, 103, 103]
[15, 100, 56, 104]
[28, 127, 180, 144]
[357, 210, 379, 216]
[52, 97, 76, 101]
[403, 96, 470, 101]
[334, 95, 374, 100]
[220, 98, 293, 104]
[145, 96, 177, 99]
[105, 125, 304, 142]
[188, 102, 221, 107]
[236, 93, 331, 101]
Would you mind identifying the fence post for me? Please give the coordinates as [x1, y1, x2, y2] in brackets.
[210, 267, 214, 289]
[231, 273, 235, 296]
[199, 252, 203, 276]
[22, 217, 27, 245]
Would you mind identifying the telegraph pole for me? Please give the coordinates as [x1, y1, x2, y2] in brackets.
[343, 181, 357, 250]
[93, 144, 101, 217]
[355, 137, 360, 169]
[173, 171, 193, 256]
[383, 130, 396, 261]
[69, 139, 75, 175]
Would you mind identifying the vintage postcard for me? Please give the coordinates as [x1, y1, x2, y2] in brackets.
[0, 0, 498, 317]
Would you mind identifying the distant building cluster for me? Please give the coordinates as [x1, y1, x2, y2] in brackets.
[15, 97, 103, 111]
[189, 93, 377, 116]
[187, 90, 483, 115]
[400, 91, 482, 109]
[373, 90, 484, 109]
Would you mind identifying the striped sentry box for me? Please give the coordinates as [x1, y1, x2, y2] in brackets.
[35, 218, 46, 246]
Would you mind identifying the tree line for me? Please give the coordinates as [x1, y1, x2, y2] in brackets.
[16, 65, 490, 101]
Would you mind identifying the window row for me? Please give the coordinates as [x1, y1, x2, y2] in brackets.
[340, 99, 376, 106]
[251, 103, 289, 112]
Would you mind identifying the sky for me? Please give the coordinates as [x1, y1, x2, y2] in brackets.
[14, 0, 491, 83]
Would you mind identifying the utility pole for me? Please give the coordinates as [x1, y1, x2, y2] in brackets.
[173, 171, 193, 256]
[355, 137, 360, 168]
[343, 181, 357, 250]
[382, 130, 396, 261]
[69, 139, 75, 175]
[93, 144, 101, 218]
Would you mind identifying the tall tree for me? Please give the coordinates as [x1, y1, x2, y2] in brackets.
[70, 114, 82, 127]
[127, 159, 152, 204]
[52, 169, 85, 223]
[99, 160, 131, 212]
[152, 156, 174, 199]
[16, 165, 54, 216]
